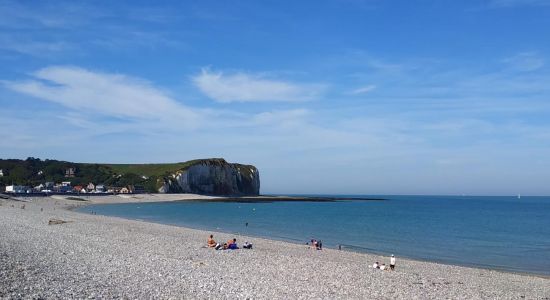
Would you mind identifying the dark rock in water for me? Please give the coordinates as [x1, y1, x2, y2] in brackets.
[158, 159, 260, 196]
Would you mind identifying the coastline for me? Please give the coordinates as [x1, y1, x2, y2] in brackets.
[3, 193, 386, 204]
[1, 196, 549, 299]
[74, 199, 550, 279]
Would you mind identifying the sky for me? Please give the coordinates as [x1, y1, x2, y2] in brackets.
[1, 0, 550, 195]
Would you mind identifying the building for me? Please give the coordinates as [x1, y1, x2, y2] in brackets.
[54, 183, 72, 193]
[86, 182, 96, 192]
[34, 184, 45, 192]
[0, 169, 4, 177]
[73, 185, 84, 193]
[5, 185, 30, 193]
[129, 185, 146, 194]
[65, 167, 76, 178]
[95, 184, 106, 193]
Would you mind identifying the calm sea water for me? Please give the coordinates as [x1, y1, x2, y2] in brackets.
[78, 195, 550, 276]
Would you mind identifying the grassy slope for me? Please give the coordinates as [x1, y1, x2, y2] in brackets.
[104, 158, 226, 177]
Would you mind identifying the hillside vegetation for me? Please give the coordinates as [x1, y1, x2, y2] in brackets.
[0, 157, 228, 193]
[105, 159, 207, 177]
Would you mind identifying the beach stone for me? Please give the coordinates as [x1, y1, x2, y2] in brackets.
[1, 197, 550, 299]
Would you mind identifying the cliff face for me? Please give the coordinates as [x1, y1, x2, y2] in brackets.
[158, 159, 260, 196]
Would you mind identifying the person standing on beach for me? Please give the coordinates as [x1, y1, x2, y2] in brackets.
[390, 254, 396, 270]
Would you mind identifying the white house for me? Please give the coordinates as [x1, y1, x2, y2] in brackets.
[0, 169, 4, 177]
[95, 184, 106, 193]
[86, 182, 96, 192]
[34, 184, 45, 191]
[5, 185, 29, 193]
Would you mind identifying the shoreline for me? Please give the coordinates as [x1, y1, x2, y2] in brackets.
[1, 193, 386, 203]
[1, 196, 549, 298]
[13, 194, 550, 278]
[78, 203, 550, 280]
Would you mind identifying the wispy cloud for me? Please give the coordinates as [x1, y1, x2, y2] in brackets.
[0, 1, 189, 57]
[252, 109, 309, 127]
[1, 65, 320, 137]
[0, 35, 72, 56]
[192, 68, 324, 103]
[349, 84, 377, 95]
[502, 52, 545, 72]
[3, 66, 200, 127]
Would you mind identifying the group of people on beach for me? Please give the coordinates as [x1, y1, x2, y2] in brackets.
[207, 234, 252, 250]
[307, 239, 323, 250]
[372, 254, 396, 271]
[207, 233, 395, 273]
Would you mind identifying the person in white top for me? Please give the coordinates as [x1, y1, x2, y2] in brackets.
[372, 262, 379, 269]
[390, 254, 396, 270]
[380, 263, 386, 270]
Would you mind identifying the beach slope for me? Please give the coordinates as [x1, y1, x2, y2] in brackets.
[1, 198, 549, 299]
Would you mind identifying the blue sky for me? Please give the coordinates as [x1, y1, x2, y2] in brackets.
[1, 0, 550, 195]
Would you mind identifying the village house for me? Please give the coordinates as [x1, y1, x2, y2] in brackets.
[65, 167, 75, 178]
[54, 183, 72, 193]
[86, 182, 96, 192]
[95, 184, 106, 193]
[33, 184, 44, 191]
[5, 185, 30, 193]
[129, 185, 145, 194]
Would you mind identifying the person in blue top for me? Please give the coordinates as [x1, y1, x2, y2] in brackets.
[227, 238, 238, 249]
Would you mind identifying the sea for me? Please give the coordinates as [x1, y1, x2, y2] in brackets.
[77, 195, 550, 276]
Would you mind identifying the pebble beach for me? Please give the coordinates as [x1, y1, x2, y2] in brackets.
[1, 196, 549, 299]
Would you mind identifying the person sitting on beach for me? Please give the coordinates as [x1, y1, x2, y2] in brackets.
[380, 263, 387, 271]
[372, 262, 379, 269]
[243, 241, 253, 249]
[227, 238, 238, 250]
[317, 240, 323, 250]
[311, 239, 318, 249]
[222, 243, 228, 250]
[207, 234, 217, 248]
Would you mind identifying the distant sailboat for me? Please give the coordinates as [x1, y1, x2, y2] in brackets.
[518, 194, 521, 199]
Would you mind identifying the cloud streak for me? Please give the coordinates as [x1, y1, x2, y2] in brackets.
[192, 68, 323, 103]
[502, 52, 545, 72]
[4, 66, 200, 127]
[349, 84, 377, 95]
